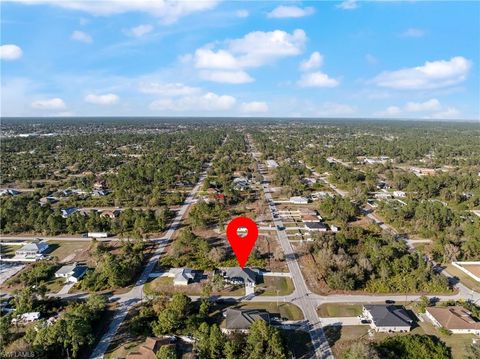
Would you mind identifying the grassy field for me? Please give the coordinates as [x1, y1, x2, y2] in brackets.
[418, 319, 475, 359]
[325, 321, 475, 359]
[0, 244, 21, 258]
[45, 277, 66, 293]
[237, 302, 304, 321]
[47, 240, 90, 262]
[257, 276, 295, 296]
[317, 303, 362, 317]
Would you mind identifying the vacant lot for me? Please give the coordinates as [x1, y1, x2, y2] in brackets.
[317, 303, 362, 317]
[257, 276, 295, 296]
[47, 240, 91, 263]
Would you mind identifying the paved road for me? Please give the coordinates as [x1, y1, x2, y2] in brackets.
[249, 137, 334, 359]
[306, 163, 480, 304]
[89, 163, 211, 359]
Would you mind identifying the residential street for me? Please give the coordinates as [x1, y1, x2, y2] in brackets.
[249, 138, 334, 359]
[89, 164, 211, 359]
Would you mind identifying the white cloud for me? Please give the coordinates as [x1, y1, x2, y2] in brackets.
[0, 44, 23, 60]
[405, 98, 441, 112]
[300, 52, 323, 71]
[194, 29, 306, 70]
[298, 72, 339, 88]
[199, 70, 254, 84]
[384, 106, 401, 115]
[192, 29, 306, 83]
[378, 99, 461, 119]
[9, 0, 219, 24]
[373, 56, 471, 90]
[236, 9, 249, 18]
[128, 24, 154, 37]
[71, 30, 92, 43]
[228, 29, 307, 68]
[428, 107, 460, 119]
[241, 101, 268, 113]
[139, 82, 201, 96]
[85, 93, 119, 105]
[401, 28, 425, 38]
[31, 97, 66, 110]
[150, 92, 236, 112]
[194, 48, 239, 69]
[267, 6, 315, 18]
[337, 0, 358, 10]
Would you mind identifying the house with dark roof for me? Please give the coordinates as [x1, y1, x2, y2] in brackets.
[61, 207, 78, 218]
[221, 267, 260, 286]
[222, 308, 270, 334]
[362, 304, 413, 332]
[304, 222, 327, 232]
[426, 306, 480, 335]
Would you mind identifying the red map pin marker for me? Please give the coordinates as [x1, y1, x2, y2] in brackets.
[226, 216, 259, 268]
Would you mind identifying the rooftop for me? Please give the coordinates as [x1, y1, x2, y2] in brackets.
[426, 306, 480, 331]
[364, 305, 413, 328]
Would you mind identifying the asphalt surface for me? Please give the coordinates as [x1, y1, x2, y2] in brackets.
[249, 138, 334, 359]
[89, 165, 211, 359]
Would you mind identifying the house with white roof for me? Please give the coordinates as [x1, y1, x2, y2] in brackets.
[55, 262, 88, 283]
[14, 241, 49, 262]
[290, 196, 309, 205]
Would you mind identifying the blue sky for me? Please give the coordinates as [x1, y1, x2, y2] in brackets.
[1, 0, 479, 119]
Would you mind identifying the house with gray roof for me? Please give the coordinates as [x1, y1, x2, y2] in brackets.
[221, 267, 260, 286]
[222, 308, 270, 334]
[362, 304, 414, 332]
[13, 240, 49, 262]
[55, 262, 88, 283]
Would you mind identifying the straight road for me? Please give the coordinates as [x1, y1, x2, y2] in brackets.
[89, 163, 212, 359]
[248, 137, 333, 359]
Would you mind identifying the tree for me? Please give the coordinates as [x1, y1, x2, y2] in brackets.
[195, 322, 210, 358]
[209, 324, 224, 359]
[375, 334, 450, 359]
[344, 342, 380, 359]
[13, 287, 36, 314]
[415, 295, 431, 314]
[156, 345, 176, 359]
[245, 320, 287, 359]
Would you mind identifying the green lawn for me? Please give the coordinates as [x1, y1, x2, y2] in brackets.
[237, 302, 304, 321]
[419, 319, 475, 359]
[45, 277, 66, 293]
[317, 303, 362, 317]
[257, 276, 295, 296]
[0, 244, 21, 258]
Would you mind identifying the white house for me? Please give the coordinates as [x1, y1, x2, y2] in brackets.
[426, 306, 480, 335]
[14, 241, 49, 261]
[266, 160, 278, 169]
[55, 262, 88, 283]
[393, 191, 406, 198]
[12, 312, 41, 324]
[362, 305, 413, 332]
[290, 196, 308, 205]
[304, 222, 327, 232]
